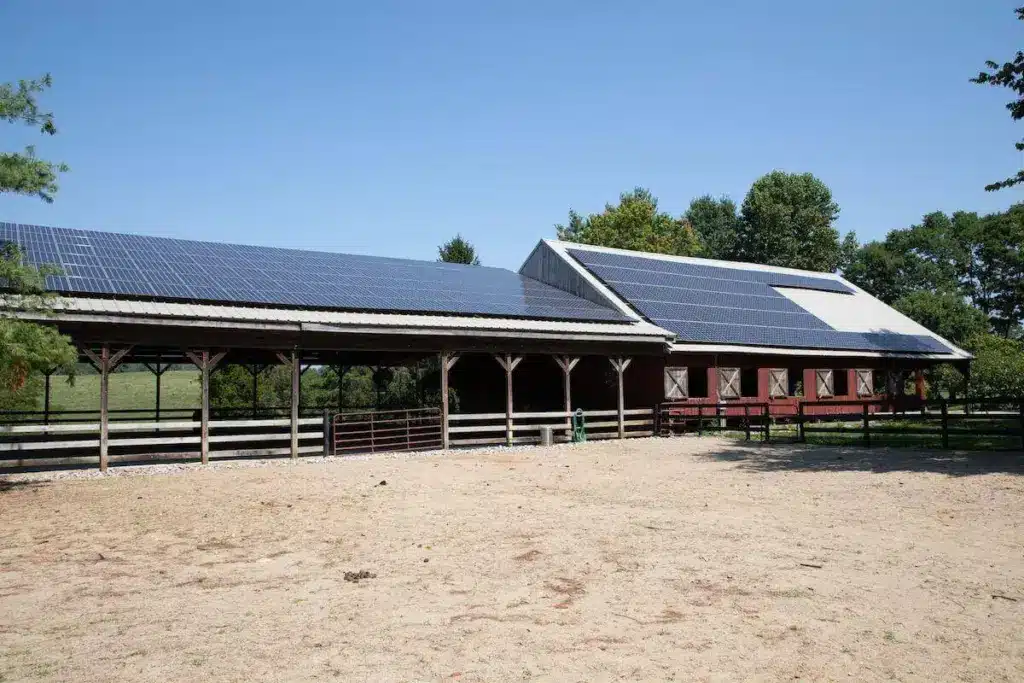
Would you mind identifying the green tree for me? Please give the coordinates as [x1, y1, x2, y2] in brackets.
[437, 234, 480, 265]
[894, 291, 989, 347]
[0, 244, 77, 392]
[974, 204, 1024, 336]
[685, 195, 739, 260]
[556, 187, 702, 256]
[838, 231, 860, 273]
[1, 75, 77, 401]
[734, 171, 841, 271]
[1, 74, 68, 202]
[970, 7, 1024, 191]
[964, 333, 1024, 398]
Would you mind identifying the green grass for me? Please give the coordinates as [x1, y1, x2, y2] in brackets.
[49, 370, 200, 415]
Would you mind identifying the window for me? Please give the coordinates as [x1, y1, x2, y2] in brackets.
[664, 367, 688, 400]
[740, 368, 759, 397]
[855, 369, 873, 396]
[718, 368, 740, 399]
[689, 368, 709, 398]
[768, 368, 788, 398]
[788, 368, 804, 396]
[833, 370, 849, 397]
[815, 369, 834, 398]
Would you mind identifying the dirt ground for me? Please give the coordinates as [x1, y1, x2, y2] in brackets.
[1, 438, 1022, 682]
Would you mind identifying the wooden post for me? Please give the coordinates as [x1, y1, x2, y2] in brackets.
[440, 352, 460, 449]
[743, 404, 750, 441]
[494, 354, 523, 446]
[290, 351, 300, 459]
[186, 350, 226, 465]
[798, 402, 806, 443]
[323, 409, 331, 455]
[763, 404, 770, 442]
[82, 345, 133, 472]
[863, 403, 871, 447]
[608, 357, 632, 439]
[43, 370, 53, 425]
[143, 357, 168, 422]
[940, 401, 949, 449]
[554, 356, 580, 439]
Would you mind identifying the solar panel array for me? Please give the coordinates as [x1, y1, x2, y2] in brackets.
[567, 248, 954, 354]
[0, 223, 629, 322]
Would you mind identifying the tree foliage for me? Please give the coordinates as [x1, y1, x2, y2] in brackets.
[0, 245, 77, 392]
[734, 171, 841, 272]
[556, 188, 701, 256]
[964, 333, 1024, 398]
[0, 74, 68, 203]
[685, 195, 740, 260]
[893, 291, 989, 347]
[970, 7, 1024, 191]
[437, 234, 480, 265]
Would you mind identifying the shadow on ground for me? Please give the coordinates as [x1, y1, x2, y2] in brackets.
[699, 441, 1024, 476]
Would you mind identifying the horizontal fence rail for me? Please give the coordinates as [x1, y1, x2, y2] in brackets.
[448, 408, 654, 447]
[658, 398, 1024, 449]
[333, 408, 443, 455]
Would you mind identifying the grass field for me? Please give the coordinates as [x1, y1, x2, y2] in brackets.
[1, 437, 1021, 682]
[49, 370, 200, 414]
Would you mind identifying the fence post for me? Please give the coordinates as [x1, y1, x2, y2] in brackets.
[322, 409, 331, 456]
[763, 404, 770, 442]
[744, 404, 750, 441]
[697, 405, 703, 436]
[798, 402, 805, 443]
[863, 403, 870, 448]
[1018, 401, 1023, 450]
[941, 401, 949, 449]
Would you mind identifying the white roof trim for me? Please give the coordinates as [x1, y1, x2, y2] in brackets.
[669, 342, 966, 360]
[23, 296, 674, 342]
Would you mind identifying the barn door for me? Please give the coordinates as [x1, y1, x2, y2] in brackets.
[718, 368, 740, 399]
[664, 367, 688, 400]
[815, 369, 834, 398]
[855, 369, 873, 396]
[768, 368, 788, 398]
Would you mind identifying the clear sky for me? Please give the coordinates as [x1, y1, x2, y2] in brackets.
[2, 0, 1022, 270]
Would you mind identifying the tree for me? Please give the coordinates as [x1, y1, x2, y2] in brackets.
[893, 291, 989, 347]
[974, 204, 1024, 336]
[556, 187, 702, 256]
[970, 7, 1024, 191]
[1, 75, 77, 397]
[734, 171, 841, 271]
[964, 333, 1024, 398]
[437, 234, 480, 265]
[1, 74, 68, 202]
[0, 245, 77, 392]
[685, 195, 739, 260]
[838, 231, 860, 274]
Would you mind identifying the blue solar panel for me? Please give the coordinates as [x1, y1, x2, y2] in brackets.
[0, 223, 628, 322]
[567, 248, 954, 353]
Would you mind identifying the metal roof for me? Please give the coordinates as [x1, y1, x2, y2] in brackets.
[0, 222, 629, 323]
[529, 240, 969, 359]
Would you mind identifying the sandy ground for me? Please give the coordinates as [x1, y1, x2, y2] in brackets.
[1, 438, 1022, 683]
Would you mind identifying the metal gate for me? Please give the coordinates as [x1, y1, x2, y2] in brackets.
[332, 407, 443, 455]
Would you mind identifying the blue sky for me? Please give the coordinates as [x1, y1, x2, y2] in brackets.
[2, 0, 1022, 270]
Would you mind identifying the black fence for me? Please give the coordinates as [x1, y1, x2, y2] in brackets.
[658, 399, 1024, 450]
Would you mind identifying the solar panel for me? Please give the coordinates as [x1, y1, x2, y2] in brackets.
[0, 223, 628, 322]
[567, 248, 954, 353]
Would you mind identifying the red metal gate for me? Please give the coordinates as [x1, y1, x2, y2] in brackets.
[332, 408, 443, 455]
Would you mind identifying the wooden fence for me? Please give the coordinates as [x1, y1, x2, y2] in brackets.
[658, 398, 1024, 449]
[448, 408, 655, 447]
[0, 415, 327, 469]
[333, 408, 443, 454]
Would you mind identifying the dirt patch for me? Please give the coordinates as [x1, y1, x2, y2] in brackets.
[0, 437, 1022, 681]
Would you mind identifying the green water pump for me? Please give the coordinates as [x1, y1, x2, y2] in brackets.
[571, 408, 587, 443]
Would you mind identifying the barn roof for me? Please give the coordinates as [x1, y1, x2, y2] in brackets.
[522, 240, 970, 360]
[0, 222, 627, 323]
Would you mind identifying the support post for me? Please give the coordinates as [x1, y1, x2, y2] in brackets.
[608, 357, 632, 439]
[43, 370, 53, 425]
[186, 350, 226, 465]
[863, 403, 871, 447]
[143, 356, 168, 422]
[554, 356, 580, 439]
[82, 345, 133, 472]
[763, 404, 770, 442]
[440, 352, 460, 450]
[798, 402, 806, 443]
[494, 354, 523, 446]
[290, 351, 300, 459]
[940, 400, 949, 449]
[744, 404, 750, 441]
[323, 408, 331, 455]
